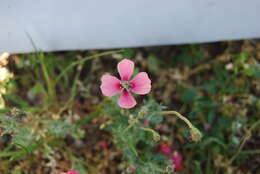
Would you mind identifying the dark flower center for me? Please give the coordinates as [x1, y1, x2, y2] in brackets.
[121, 81, 131, 90]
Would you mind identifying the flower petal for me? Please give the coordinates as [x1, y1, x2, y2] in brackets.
[118, 90, 137, 108]
[67, 171, 79, 174]
[67, 171, 80, 174]
[130, 72, 151, 95]
[117, 59, 134, 81]
[170, 152, 183, 171]
[100, 75, 121, 97]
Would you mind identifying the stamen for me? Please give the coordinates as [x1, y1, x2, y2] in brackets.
[121, 81, 131, 90]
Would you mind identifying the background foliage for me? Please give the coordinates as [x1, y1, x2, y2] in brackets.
[0, 40, 259, 174]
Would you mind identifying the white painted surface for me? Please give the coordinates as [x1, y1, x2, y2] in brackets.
[0, 0, 260, 53]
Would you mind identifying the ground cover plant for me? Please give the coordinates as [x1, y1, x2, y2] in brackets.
[0, 40, 259, 174]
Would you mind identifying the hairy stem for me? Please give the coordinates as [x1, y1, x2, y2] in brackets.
[161, 111, 202, 142]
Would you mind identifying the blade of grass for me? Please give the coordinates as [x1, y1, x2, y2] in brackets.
[39, 52, 56, 102]
[55, 49, 125, 84]
[76, 110, 101, 127]
[26, 32, 55, 101]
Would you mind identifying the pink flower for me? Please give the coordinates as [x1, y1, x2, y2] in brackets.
[100, 59, 151, 109]
[98, 141, 109, 150]
[61, 171, 79, 174]
[159, 143, 171, 155]
[159, 145, 183, 172]
[170, 151, 183, 172]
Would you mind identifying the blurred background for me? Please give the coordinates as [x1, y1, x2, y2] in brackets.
[0, 41, 259, 173]
[0, 1, 260, 174]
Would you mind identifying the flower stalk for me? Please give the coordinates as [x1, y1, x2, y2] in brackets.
[161, 111, 202, 142]
[140, 127, 161, 142]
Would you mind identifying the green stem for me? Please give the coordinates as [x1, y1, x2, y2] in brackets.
[161, 111, 202, 142]
[140, 127, 160, 141]
[124, 124, 134, 133]
[39, 53, 56, 102]
[161, 111, 193, 129]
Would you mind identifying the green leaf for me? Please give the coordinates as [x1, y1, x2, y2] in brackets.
[76, 111, 101, 127]
[4, 94, 30, 109]
[48, 120, 84, 139]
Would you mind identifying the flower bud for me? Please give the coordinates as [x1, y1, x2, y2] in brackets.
[128, 117, 139, 125]
[153, 132, 160, 142]
[138, 108, 147, 118]
[190, 127, 202, 142]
